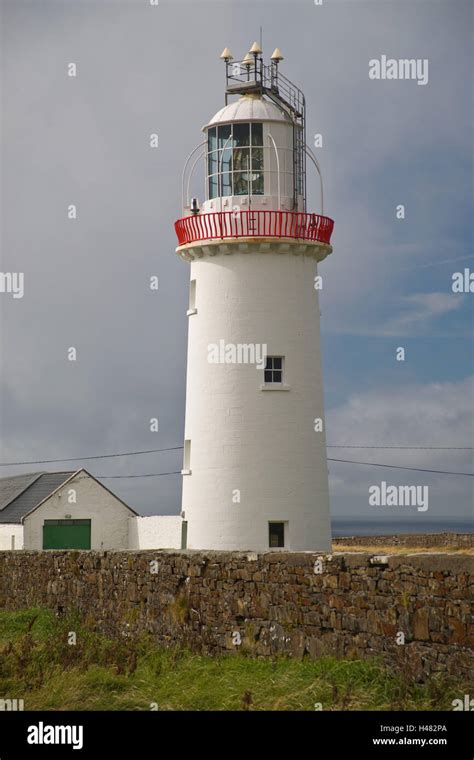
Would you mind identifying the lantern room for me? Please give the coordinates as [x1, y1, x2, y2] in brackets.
[202, 94, 296, 213]
[177, 44, 333, 251]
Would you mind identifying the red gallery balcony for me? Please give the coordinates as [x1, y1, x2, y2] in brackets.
[175, 210, 334, 248]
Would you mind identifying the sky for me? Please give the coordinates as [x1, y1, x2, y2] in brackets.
[0, 0, 472, 526]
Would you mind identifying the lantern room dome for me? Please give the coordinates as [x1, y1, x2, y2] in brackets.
[203, 94, 292, 131]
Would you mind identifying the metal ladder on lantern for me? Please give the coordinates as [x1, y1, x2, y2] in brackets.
[247, 211, 257, 235]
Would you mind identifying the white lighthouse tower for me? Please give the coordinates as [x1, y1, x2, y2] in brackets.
[175, 45, 334, 552]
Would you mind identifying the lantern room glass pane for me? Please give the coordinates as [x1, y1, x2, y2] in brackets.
[209, 175, 218, 199]
[233, 147, 250, 172]
[208, 151, 218, 176]
[233, 172, 249, 195]
[220, 146, 232, 173]
[233, 123, 250, 146]
[252, 172, 264, 195]
[208, 127, 217, 153]
[252, 148, 263, 170]
[220, 172, 232, 196]
[217, 124, 231, 148]
[251, 123, 263, 145]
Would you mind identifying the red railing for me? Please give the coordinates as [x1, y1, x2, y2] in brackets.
[175, 210, 334, 247]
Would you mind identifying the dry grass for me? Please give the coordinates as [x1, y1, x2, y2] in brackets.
[333, 545, 474, 555]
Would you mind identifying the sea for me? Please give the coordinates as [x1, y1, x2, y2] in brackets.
[331, 518, 473, 538]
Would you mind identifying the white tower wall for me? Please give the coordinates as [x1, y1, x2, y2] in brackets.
[181, 246, 331, 551]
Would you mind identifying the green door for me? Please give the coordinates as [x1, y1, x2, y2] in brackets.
[43, 519, 91, 549]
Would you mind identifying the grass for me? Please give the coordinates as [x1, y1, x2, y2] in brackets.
[0, 608, 467, 711]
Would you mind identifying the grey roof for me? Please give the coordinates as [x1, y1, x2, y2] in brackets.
[0, 472, 43, 511]
[0, 471, 75, 524]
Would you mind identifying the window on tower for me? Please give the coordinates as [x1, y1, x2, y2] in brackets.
[189, 279, 196, 311]
[269, 522, 285, 548]
[207, 123, 264, 199]
[183, 439, 191, 473]
[264, 356, 283, 384]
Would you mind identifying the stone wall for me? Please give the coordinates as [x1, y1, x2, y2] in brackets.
[333, 533, 473, 549]
[0, 550, 472, 682]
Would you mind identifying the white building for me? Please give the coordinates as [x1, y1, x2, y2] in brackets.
[0, 469, 139, 550]
[175, 45, 334, 551]
[128, 515, 184, 550]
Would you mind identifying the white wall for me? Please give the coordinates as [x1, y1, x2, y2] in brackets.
[23, 472, 134, 551]
[181, 246, 332, 552]
[0, 524, 24, 550]
[128, 515, 183, 550]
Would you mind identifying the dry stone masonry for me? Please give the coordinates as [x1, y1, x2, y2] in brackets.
[333, 533, 473, 549]
[0, 550, 472, 682]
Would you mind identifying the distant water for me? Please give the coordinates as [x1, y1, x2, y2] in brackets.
[331, 518, 473, 537]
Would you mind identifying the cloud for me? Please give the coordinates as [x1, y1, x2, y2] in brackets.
[326, 376, 474, 519]
[375, 292, 464, 336]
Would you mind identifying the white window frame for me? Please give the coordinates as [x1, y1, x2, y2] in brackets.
[260, 356, 291, 391]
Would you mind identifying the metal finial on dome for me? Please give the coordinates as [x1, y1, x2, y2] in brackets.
[220, 47, 233, 61]
[271, 48, 284, 62]
[249, 41, 262, 55]
[242, 52, 253, 68]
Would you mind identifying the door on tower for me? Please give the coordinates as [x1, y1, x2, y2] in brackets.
[42, 519, 91, 550]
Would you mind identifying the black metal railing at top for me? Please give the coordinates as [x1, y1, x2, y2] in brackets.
[175, 210, 334, 247]
[225, 60, 305, 119]
[224, 57, 307, 210]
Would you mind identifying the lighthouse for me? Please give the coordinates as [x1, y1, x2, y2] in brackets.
[175, 44, 334, 551]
